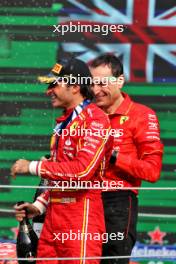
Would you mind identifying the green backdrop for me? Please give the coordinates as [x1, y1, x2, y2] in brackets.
[0, 3, 176, 264]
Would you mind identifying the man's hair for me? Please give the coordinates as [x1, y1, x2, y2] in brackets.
[79, 84, 93, 100]
[67, 81, 93, 100]
[90, 54, 123, 77]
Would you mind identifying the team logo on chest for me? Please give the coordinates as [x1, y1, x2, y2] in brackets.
[70, 121, 79, 131]
[120, 116, 129, 125]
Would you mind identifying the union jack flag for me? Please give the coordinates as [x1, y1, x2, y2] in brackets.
[55, 0, 176, 83]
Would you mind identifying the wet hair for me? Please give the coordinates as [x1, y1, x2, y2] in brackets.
[90, 54, 123, 77]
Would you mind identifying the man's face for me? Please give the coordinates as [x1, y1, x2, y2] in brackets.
[46, 82, 73, 108]
[90, 64, 124, 109]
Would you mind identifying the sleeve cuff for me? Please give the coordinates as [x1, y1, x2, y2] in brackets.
[33, 200, 46, 215]
[29, 161, 42, 176]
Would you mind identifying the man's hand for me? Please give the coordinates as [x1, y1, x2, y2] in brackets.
[11, 159, 30, 179]
[14, 202, 40, 222]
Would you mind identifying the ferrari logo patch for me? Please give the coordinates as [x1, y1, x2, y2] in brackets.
[52, 63, 63, 74]
[120, 116, 129, 124]
[70, 121, 79, 131]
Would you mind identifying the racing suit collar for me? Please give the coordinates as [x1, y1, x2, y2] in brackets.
[56, 99, 90, 124]
[111, 92, 133, 116]
[56, 108, 74, 124]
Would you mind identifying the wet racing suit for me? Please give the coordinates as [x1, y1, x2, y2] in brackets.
[29, 101, 112, 264]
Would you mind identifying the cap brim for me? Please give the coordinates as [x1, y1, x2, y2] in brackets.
[38, 73, 57, 84]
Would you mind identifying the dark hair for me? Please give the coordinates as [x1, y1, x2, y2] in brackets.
[80, 84, 93, 100]
[67, 81, 93, 100]
[90, 54, 123, 77]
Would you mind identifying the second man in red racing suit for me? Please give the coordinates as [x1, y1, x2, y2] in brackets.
[90, 54, 163, 264]
[104, 92, 163, 191]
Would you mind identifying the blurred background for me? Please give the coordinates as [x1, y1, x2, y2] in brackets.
[0, 0, 176, 263]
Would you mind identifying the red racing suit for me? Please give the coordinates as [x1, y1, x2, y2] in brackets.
[30, 102, 112, 264]
[103, 92, 163, 193]
[100, 93, 163, 264]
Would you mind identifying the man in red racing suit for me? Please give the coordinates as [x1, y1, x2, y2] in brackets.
[12, 57, 113, 264]
[90, 54, 163, 264]
[105, 91, 163, 191]
[31, 102, 112, 264]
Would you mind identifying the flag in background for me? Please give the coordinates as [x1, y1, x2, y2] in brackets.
[56, 0, 176, 83]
